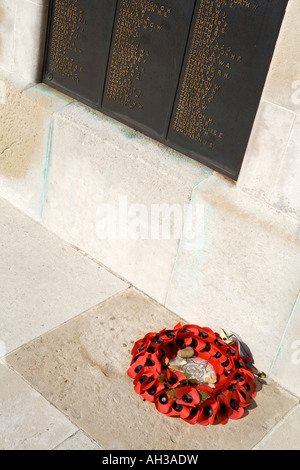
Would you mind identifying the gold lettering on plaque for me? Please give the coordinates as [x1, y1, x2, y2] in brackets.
[106, 0, 172, 110]
[173, 0, 259, 147]
[49, 0, 86, 82]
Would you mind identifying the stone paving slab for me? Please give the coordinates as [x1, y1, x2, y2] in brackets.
[7, 288, 299, 450]
[54, 430, 103, 451]
[0, 363, 77, 450]
[0, 197, 128, 355]
[253, 404, 300, 450]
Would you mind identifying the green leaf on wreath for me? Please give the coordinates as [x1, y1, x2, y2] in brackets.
[158, 373, 167, 384]
[166, 390, 176, 400]
[182, 372, 193, 380]
[198, 390, 211, 403]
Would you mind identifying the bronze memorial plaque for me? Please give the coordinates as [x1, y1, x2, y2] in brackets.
[43, 0, 117, 108]
[167, 0, 289, 179]
[43, 0, 288, 180]
[102, 0, 196, 139]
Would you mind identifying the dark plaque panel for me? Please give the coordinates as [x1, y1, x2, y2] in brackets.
[43, 0, 117, 108]
[102, 0, 196, 139]
[167, 0, 289, 180]
[43, 0, 288, 180]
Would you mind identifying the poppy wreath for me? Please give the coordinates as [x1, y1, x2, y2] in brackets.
[127, 323, 257, 425]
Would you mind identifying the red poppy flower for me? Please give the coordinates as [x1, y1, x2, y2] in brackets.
[197, 341, 221, 361]
[182, 406, 202, 425]
[211, 376, 231, 395]
[178, 324, 201, 336]
[234, 367, 255, 384]
[157, 323, 182, 342]
[198, 326, 217, 342]
[244, 376, 257, 400]
[165, 402, 191, 419]
[140, 379, 165, 403]
[185, 335, 206, 353]
[164, 368, 187, 389]
[127, 352, 162, 379]
[133, 368, 156, 395]
[154, 391, 174, 414]
[175, 386, 200, 406]
[156, 342, 174, 361]
[127, 355, 147, 379]
[197, 397, 218, 426]
[130, 331, 157, 358]
[221, 390, 246, 420]
[215, 397, 229, 425]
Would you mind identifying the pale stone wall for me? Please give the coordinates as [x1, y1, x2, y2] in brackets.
[238, 0, 300, 220]
[0, 0, 299, 397]
[0, 0, 49, 82]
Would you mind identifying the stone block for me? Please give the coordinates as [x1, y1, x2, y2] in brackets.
[13, 0, 49, 82]
[237, 99, 299, 219]
[0, 0, 49, 82]
[254, 405, 300, 450]
[42, 101, 211, 304]
[263, 0, 300, 114]
[166, 175, 300, 374]
[269, 115, 300, 220]
[0, 363, 77, 450]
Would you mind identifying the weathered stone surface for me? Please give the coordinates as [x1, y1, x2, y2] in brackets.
[0, 71, 73, 221]
[7, 288, 298, 450]
[0, 196, 128, 355]
[0, 363, 77, 450]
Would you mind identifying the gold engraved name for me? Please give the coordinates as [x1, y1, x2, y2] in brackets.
[215, 0, 259, 9]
